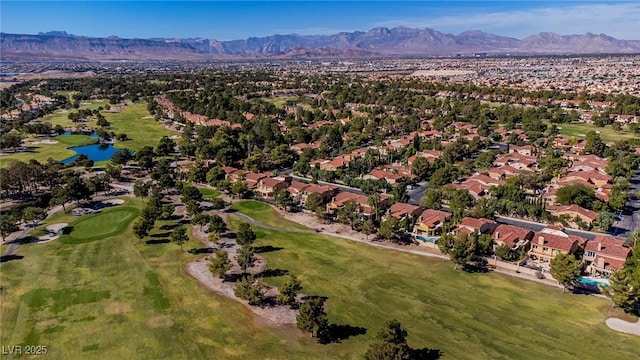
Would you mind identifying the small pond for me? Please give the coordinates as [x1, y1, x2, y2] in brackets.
[61, 143, 119, 164]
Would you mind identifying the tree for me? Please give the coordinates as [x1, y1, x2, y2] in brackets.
[64, 173, 91, 203]
[378, 217, 399, 240]
[362, 219, 375, 241]
[231, 179, 249, 199]
[209, 214, 226, 234]
[133, 219, 153, 242]
[277, 274, 302, 306]
[236, 222, 256, 246]
[603, 269, 637, 313]
[0, 215, 19, 242]
[296, 297, 329, 339]
[133, 180, 151, 198]
[448, 233, 477, 270]
[550, 253, 582, 293]
[185, 200, 200, 217]
[111, 148, 133, 165]
[50, 187, 70, 213]
[156, 136, 176, 157]
[0, 132, 23, 152]
[170, 225, 189, 252]
[305, 192, 325, 212]
[21, 207, 46, 227]
[336, 200, 359, 228]
[368, 193, 381, 222]
[181, 185, 203, 205]
[191, 213, 210, 231]
[556, 184, 596, 209]
[583, 130, 606, 157]
[236, 245, 256, 274]
[275, 188, 294, 210]
[209, 249, 232, 279]
[495, 244, 519, 262]
[595, 211, 615, 232]
[234, 275, 266, 306]
[420, 189, 442, 210]
[364, 319, 410, 360]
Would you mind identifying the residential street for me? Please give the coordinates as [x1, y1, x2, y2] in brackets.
[613, 166, 640, 238]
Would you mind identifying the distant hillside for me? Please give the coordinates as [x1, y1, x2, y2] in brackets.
[3, 27, 640, 61]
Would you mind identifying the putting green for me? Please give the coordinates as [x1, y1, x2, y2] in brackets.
[62, 207, 139, 244]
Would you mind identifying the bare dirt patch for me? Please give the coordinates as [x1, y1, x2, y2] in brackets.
[186, 223, 297, 326]
[35, 319, 58, 331]
[104, 301, 132, 315]
[147, 315, 174, 328]
[185, 260, 297, 326]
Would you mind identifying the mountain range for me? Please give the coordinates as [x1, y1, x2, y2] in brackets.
[2, 27, 640, 61]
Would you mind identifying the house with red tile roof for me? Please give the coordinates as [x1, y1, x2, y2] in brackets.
[245, 172, 271, 189]
[256, 176, 291, 198]
[528, 226, 586, 263]
[363, 169, 405, 185]
[487, 165, 520, 180]
[493, 224, 533, 251]
[583, 235, 632, 276]
[413, 209, 452, 238]
[457, 217, 497, 235]
[547, 204, 598, 227]
[451, 180, 490, 200]
[387, 203, 423, 221]
[287, 180, 311, 205]
[326, 192, 391, 218]
[557, 171, 611, 188]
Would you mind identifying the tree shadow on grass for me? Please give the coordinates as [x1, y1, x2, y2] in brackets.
[254, 245, 283, 254]
[188, 247, 214, 254]
[146, 239, 170, 245]
[318, 324, 367, 344]
[150, 232, 171, 238]
[0, 254, 24, 263]
[463, 263, 490, 273]
[410, 347, 443, 360]
[258, 268, 289, 278]
[159, 223, 181, 231]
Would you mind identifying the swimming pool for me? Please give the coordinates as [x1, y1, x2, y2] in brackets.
[416, 235, 439, 243]
[578, 277, 609, 288]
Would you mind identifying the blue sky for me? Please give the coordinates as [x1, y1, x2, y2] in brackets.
[1, 1, 639, 40]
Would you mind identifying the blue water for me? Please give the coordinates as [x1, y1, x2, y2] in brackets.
[63, 131, 98, 138]
[61, 143, 119, 164]
[578, 277, 609, 288]
[416, 235, 439, 243]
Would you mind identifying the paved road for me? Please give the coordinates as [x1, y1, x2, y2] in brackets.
[407, 181, 428, 205]
[614, 166, 640, 238]
[2, 204, 65, 257]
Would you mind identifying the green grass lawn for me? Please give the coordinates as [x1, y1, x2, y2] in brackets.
[552, 122, 638, 142]
[2, 198, 638, 359]
[44, 100, 109, 128]
[198, 187, 221, 200]
[230, 200, 310, 231]
[230, 218, 639, 359]
[62, 207, 139, 244]
[1, 197, 328, 359]
[3, 101, 177, 168]
[104, 102, 178, 152]
[0, 134, 96, 168]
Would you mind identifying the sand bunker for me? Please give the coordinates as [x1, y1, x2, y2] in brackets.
[101, 199, 125, 206]
[606, 317, 640, 336]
